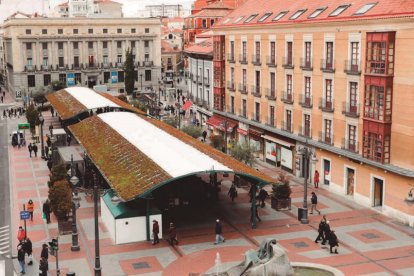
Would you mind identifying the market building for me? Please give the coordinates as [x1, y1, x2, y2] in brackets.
[211, 0, 414, 225]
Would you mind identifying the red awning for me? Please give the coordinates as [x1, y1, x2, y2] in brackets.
[182, 100, 193, 111]
[249, 128, 264, 138]
[237, 128, 248, 135]
[207, 115, 237, 133]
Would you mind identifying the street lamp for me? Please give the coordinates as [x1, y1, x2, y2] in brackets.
[93, 171, 102, 276]
[68, 154, 80, 251]
[405, 188, 414, 203]
[297, 141, 318, 224]
[39, 114, 45, 159]
[140, 73, 143, 91]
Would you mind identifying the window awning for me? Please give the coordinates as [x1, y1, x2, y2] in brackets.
[261, 134, 295, 148]
[207, 115, 237, 133]
[237, 128, 248, 135]
[182, 100, 193, 111]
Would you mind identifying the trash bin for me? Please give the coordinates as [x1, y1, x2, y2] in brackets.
[66, 272, 75, 276]
[298, 207, 306, 221]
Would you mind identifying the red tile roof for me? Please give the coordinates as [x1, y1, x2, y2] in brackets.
[214, 0, 414, 28]
[189, 1, 233, 18]
[184, 37, 213, 55]
[161, 40, 181, 53]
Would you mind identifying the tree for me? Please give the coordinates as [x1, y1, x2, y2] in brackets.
[51, 80, 65, 91]
[25, 103, 40, 133]
[230, 142, 256, 166]
[181, 124, 203, 139]
[210, 134, 224, 150]
[118, 94, 128, 103]
[124, 48, 135, 95]
[48, 163, 67, 188]
[48, 179, 72, 221]
[162, 116, 178, 128]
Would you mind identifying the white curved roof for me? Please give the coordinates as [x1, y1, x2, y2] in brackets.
[65, 87, 120, 109]
[98, 112, 232, 177]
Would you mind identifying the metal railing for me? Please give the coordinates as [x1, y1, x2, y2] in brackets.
[143, 61, 153, 67]
[227, 81, 235, 91]
[265, 88, 276, 100]
[344, 60, 361, 75]
[341, 138, 359, 153]
[282, 56, 294, 69]
[204, 77, 210, 86]
[319, 98, 335, 112]
[227, 53, 235, 63]
[239, 54, 248, 64]
[226, 105, 235, 114]
[320, 59, 335, 72]
[266, 116, 276, 127]
[281, 91, 294, 104]
[281, 121, 292, 133]
[251, 85, 261, 97]
[299, 94, 313, 108]
[239, 83, 248, 94]
[266, 55, 276, 67]
[250, 112, 260, 122]
[298, 126, 312, 138]
[252, 55, 261, 66]
[238, 108, 247, 118]
[300, 57, 313, 70]
[318, 131, 334, 145]
[342, 102, 360, 118]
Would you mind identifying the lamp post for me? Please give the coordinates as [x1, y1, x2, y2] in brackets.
[39, 114, 45, 159]
[140, 73, 143, 91]
[297, 141, 317, 224]
[405, 188, 414, 203]
[93, 172, 102, 276]
[220, 120, 228, 154]
[176, 102, 182, 129]
[68, 155, 80, 251]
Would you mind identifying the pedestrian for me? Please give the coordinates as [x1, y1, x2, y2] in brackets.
[314, 170, 320, 188]
[46, 136, 51, 148]
[1, 95, 3, 103]
[17, 244, 26, 275]
[328, 230, 339, 254]
[44, 145, 49, 159]
[202, 130, 207, 142]
[49, 123, 53, 136]
[42, 200, 51, 224]
[67, 134, 72, 146]
[33, 143, 38, 157]
[315, 219, 326, 243]
[214, 219, 225, 245]
[39, 256, 48, 276]
[322, 220, 331, 245]
[27, 199, 34, 222]
[28, 143, 33, 158]
[17, 226, 26, 242]
[47, 159, 53, 171]
[228, 183, 238, 202]
[168, 222, 178, 246]
[310, 192, 321, 215]
[40, 243, 48, 260]
[258, 188, 269, 208]
[248, 184, 256, 203]
[50, 106, 54, 117]
[22, 237, 33, 265]
[152, 220, 159, 245]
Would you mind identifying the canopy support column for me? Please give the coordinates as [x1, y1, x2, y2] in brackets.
[146, 198, 150, 241]
[251, 184, 257, 229]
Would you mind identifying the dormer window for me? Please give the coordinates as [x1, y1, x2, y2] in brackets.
[244, 14, 258, 23]
[308, 7, 327, 18]
[290, 9, 307, 20]
[258, 12, 272, 22]
[330, 4, 351, 17]
[355, 3, 377, 15]
[234, 16, 244, 23]
[272, 11, 288, 21]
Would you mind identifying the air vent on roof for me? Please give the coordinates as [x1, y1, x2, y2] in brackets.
[244, 14, 258, 23]
[354, 2, 377, 15]
[234, 16, 244, 23]
[290, 9, 307, 20]
[329, 4, 351, 17]
[258, 12, 273, 22]
[272, 11, 288, 21]
[308, 7, 327, 19]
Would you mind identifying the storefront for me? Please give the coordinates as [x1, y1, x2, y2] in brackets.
[237, 122, 249, 144]
[248, 127, 264, 159]
[206, 114, 238, 143]
[261, 134, 295, 173]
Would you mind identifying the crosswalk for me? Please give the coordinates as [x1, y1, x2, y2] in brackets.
[0, 225, 10, 258]
[0, 259, 4, 276]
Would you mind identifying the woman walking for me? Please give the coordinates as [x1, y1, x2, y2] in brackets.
[314, 170, 320, 188]
[27, 200, 34, 222]
[310, 192, 321, 215]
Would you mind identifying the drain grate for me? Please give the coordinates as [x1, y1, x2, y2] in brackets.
[292, 241, 308, 248]
[132, 262, 150, 269]
[362, 233, 380, 239]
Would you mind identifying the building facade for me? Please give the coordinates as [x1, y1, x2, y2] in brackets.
[137, 4, 190, 18]
[212, 0, 414, 225]
[2, 16, 162, 97]
[161, 40, 182, 75]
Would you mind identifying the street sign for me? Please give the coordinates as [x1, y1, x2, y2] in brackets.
[18, 123, 30, 130]
[20, 211, 30, 220]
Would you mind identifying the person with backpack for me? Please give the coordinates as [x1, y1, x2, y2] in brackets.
[310, 192, 321, 215]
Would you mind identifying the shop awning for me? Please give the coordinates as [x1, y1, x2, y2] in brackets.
[261, 134, 295, 148]
[207, 115, 237, 133]
[237, 128, 248, 135]
[249, 128, 264, 138]
[182, 100, 193, 111]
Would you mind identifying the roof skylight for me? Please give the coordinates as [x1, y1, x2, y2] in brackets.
[308, 7, 327, 18]
[244, 14, 258, 23]
[222, 18, 232, 24]
[258, 12, 273, 22]
[272, 11, 288, 21]
[354, 3, 377, 15]
[233, 16, 244, 23]
[329, 4, 351, 17]
[290, 9, 307, 20]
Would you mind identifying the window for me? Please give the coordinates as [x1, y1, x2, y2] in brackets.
[118, 71, 125, 82]
[145, 70, 151, 81]
[286, 74, 292, 94]
[255, 70, 260, 92]
[242, 69, 247, 86]
[230, 41, 234, 59]
[117, 28, 122, 34]
[42, 29, 47, 34]
[103, 28, 108, 34]
[103, 56, 108, 64]
[233, 16, 244, 23]
[364, 84, 388, 121]
[242, 99, 247, 117]
[308, 7, 327, 18]
[273, 11, 288, 21]
[88, 28, 93, 34]
[330, 5, 351, 17]
[349, 82, 358, 112]
[88, 42, 93, 49]
[74, 56, 79, 67]
[131, 28, 136, 33]
[145, 28, 149, 33]
[58, 29, 63, 34]
[286, 110, 292, 131]
[269, 106, 275, 126]
[270, 41, 275, 63]
[202, 19, 207, 28]
[144, 41, 149, 47]
[43, 57, 48, 66]
[73, 29, 78, 34]
[287, 41, 293, 65]
[325, 42, 333, 67]
[230, 67, 234, 84]
[348, 125, 357, 151]
[73, 42, 78, 49]
[304, 114, 311, 137]
[304, 77, 311, 99]
[26, 43, 32, 50]
[304, 41, 312, 65]
[255, 102, 260, 121]
[131, 41, 135, 49]
[290, 9, 307, 20]
[117, 55, 122, 63]
[58, 57, 64, 67]
[324, 119, 332, 143]
[58, 42, 63, 50]
[25, 29, 31, 35]
[244, 14, 258, 23]
[255, 41, 260, 62]
[104, 72, 110, 83]
[42, 43, 48, 50]
[258, 12, 272, 22]
[43, 74, 51, 86]
[325, 79, 333, 104]
[88, 55, 94, 66]
[145, 53, 149, 61]
[350, 42, 360, 70]
[27, 58, 32, 66]
[366, 41, 386, 74]
[75, 73, 81, 85]
[270, 72, 275, 97]
[242, 41, 247, 60]
[210, 19, 215, 26]
[28, 75, 35, 87]
[230, 96, 235, 113]
[117, 41, 122, 48]
[355, 3, 377, 15]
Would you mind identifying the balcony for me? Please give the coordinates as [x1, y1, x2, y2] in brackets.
[238, 108, 247, 119]
[298, 126, 312, 138]
[265, 88, 276, 101]
[42, 49, 48, 57]
[266, 55, 276, 67]
[227, 81, 235, 91]
[134, 61, 140, 68]
[239, 54, 248, 64]
[281, 121, 292, 133]
[226, 105, 235, 114]
[344, 60, 361, 75]
[72, 64, 82, 70]
[25, 65, 36, 72]
[319, 98, 335, 113]
[116, 62, 123, 68]
[251, 55, 261, 66]
[86, 63, 98, 69]
[58, 64, 68, 71]
[251, 85, 261, 97]
[342, 102, 360, 118]
[299, 94, 313, 108]
[102, 48, 108, 55]
[300, 58, 313, 71]
[281, 91, 294, 104]
[238, 83, 248, 94]
[341, 138, 359, 153]
[265, 117, 276, 127]
[204, 77, 210, 86]
[41, 65, 50, 71]
[318, 131, 334, 146]
[251, 112, 260, 122]
[143, 61, 153, 67]
[227, 53, 235, 63]
[282, 56, 294, 69]
[320, 59, 335, 73]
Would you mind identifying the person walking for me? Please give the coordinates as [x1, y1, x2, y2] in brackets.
[39, 256, 48, 276]
[168, 222, 178, 246]
[44, 145, 49, 159]
[314, 170, 320, 188]
[22, 237, 33, 265]
[310, 192, 321, 215]
[50, 106, 54, 117]
[322, 220, 331, 245]
[49, 123, 53, 136]
[67, 134, 72, 146]
[17, 244, 26, 275]
[28, 143, 33, 158]
[1, 95, 3, 103]
[42, 200, 51, 224]
[228, 183, 238, 202]
[258, 188, 269, 208]
[17, 226, 26, 242]
[152, 220, 160, 245]
[47, 159, 53, 171]
[214, 219, 225, 245]
[27, 200, 34, 222]
[328, 230, 339, 254]
[40, 243, 48, 260]
[315, 219, 326, 243]
[33, 143, 38, 158]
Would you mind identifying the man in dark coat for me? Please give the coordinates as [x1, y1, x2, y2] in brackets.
[329, 230, 339, 254]
[152, 220, 160, 245]
[168, 222, 178, 246]
[42, 200, 51, 224]
[67, 134, 72, 146]
[17, 245, 26, 274]
[322, 220, 331, 245]
[28, 143, 33, 158]
[258, 188, 269, 208]
[32, 144, 38, 158]
[40, 243, 48, 260]
[214, 219, 225, 245]
[315, 219, 326, 243]
[39, 257, 48, 276]
[22, 237, 33, 265]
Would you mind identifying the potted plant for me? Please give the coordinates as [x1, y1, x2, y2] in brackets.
[271, 174, 292, 210]
[48, 179, 73, 234]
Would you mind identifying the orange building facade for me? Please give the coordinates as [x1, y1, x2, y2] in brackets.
[212, 0, 414, 225]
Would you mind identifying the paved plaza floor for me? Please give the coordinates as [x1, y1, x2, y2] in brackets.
[6, 104, 414, 276]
